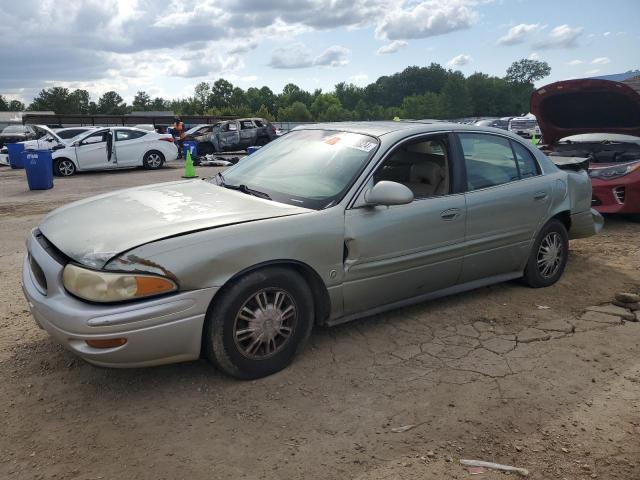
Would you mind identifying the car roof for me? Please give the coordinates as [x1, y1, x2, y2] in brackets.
[293, 120, 524, 137]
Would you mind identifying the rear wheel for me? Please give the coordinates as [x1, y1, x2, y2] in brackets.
[197, 142, 214, 156]
[204, 267, 314, 379]
[53, 158, 76, 177]
[522, 219, 569, 288]
[143, 151, 164, 169]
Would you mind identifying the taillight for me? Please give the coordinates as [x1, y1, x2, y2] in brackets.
[158, 137, 174, 143]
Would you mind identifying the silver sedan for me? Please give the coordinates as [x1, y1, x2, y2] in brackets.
[22, 121, 602, 379]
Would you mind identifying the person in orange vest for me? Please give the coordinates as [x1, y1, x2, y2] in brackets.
[172, 116, 186, 158]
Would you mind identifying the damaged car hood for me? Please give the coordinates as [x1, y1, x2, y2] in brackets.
[39, 180, 310, 268]
[531, 79, 640, 144]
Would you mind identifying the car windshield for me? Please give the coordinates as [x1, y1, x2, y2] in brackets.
[220, 129, 379, 209]
[2, 125, 26, 133]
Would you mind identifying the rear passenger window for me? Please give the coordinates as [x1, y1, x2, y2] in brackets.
[511, 141, 540, 178]
[459, 133, 519, 191]
[240, 120, 255, 130]
[115, 130, 147, 141]
[254, 120, 264, 127]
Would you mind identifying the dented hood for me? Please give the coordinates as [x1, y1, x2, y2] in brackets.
[39, 180, 310, 268]
[531, 79, 640, 144]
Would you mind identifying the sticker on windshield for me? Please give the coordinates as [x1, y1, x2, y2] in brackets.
[324, 136, 341, 145]
[351, 140, 377, 152]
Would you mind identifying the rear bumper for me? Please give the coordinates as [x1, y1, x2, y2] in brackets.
[22, 229, 217, 368]
[569, 209, 604, 239]
[591, 174, 640, 214]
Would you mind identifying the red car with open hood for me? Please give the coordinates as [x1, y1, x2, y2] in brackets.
[532, 79, 640, 214]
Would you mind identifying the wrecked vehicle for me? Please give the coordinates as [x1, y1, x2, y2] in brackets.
[532, 79, 640, 214]
[0, 124, 40, 148]
[508, 114, 541, 139]
[23, 121, 602, 379]
[185, 118, 277, 155]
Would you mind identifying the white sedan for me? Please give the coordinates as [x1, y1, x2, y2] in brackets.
[51, 127, 178, 176]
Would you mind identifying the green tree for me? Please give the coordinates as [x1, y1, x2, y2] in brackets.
[278, 101, 312, 121]
[97, 91, 127, 114]
[194, 82, 211, 112]
[334, 82, 363, 111]
[255, 104, 274, 121]
[440, 73, 472, 118]
[68, 89, 90, 114]
[132, 91, 151, 111]
[29, 87, 72, 113]
[8, 99, 25, 111]
[400, 92, 442, 119]
[0, 95, 8, 111]
[210, 79, 234, 109]
[505, 59, 551, 84]
[310, 93, 342, 120]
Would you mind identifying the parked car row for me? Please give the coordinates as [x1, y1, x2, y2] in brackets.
[0, 125, 178, 175]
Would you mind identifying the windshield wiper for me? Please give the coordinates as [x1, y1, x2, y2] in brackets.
[219, 179, 271, 200]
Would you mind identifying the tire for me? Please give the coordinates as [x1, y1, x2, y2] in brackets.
[197, 142, 214, 156]
[522, 219, 569, 288]
[204, 267, 314, 379]
[53, 158, 76, 177]
[143, 151, 165, 170]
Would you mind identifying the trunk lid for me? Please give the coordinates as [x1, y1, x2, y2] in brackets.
[39, 180, 310, 268]
[530, 79, 640, 144]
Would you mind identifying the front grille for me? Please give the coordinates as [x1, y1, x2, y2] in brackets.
[29, 254, 47, 293]
[613, 186, 626, 204]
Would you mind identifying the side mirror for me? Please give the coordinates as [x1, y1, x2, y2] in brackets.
[364, 181, 414, 206]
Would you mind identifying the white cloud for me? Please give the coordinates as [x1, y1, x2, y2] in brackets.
[377, 40, 408, 55]
[603, 31, 611, 36]
[535, 24, 583, 49]
[567, 59, 584, 66]
[498, 23, 543, 46]
[268, 43, 350, 69]
[447, 54, 472, 67]
[528, 52, 540, 60]
[375, 0, 479, 40]
[591, 57, 611, 65]
[585, 69, 600, 75]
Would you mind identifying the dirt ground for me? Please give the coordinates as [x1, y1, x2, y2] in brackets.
[1, 164, 639, 480]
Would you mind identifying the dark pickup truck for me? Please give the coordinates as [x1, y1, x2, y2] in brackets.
[185, 118, 277, 155]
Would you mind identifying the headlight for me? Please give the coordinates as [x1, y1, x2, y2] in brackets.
[62, 264, 177, 303]
[589, 161, 640, 180]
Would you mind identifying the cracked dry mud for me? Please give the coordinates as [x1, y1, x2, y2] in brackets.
[1, 166, 639, 480]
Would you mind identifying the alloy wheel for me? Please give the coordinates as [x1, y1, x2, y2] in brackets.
[537, 232, 563, 278]
[58, 160, 75, 176]
[146, 153, 162, 168]
[233, 288, 297, 359]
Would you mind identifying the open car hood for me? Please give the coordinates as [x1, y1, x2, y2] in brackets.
[530, 79, 640, 144]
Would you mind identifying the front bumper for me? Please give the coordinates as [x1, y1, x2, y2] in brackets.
[591, 174, 640, 214]
[22, 229, 218, 368]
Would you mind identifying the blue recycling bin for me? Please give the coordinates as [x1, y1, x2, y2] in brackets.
[247, 146, 262, 155]
[7, 143, 25, 169]
[183, 140, 197, 157]
[22, 149, 53, 190]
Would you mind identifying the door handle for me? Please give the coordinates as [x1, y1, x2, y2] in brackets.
[533, 191, 548, 200]
[440, 208, 461, 221]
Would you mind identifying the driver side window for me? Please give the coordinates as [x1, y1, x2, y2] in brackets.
[373, 135, 451, 200]
[82, 130, 108, 144]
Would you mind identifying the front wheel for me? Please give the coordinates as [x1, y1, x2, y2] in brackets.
[143, 151, 165, 169]
[204, 267, 314, 379]
[522, 219, 569, 288]
[53, 158, 76, 177]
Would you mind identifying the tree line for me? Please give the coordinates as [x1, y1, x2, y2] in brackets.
[0, 59, 550, 121]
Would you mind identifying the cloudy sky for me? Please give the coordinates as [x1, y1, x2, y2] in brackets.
[0, 0, 637, 104]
